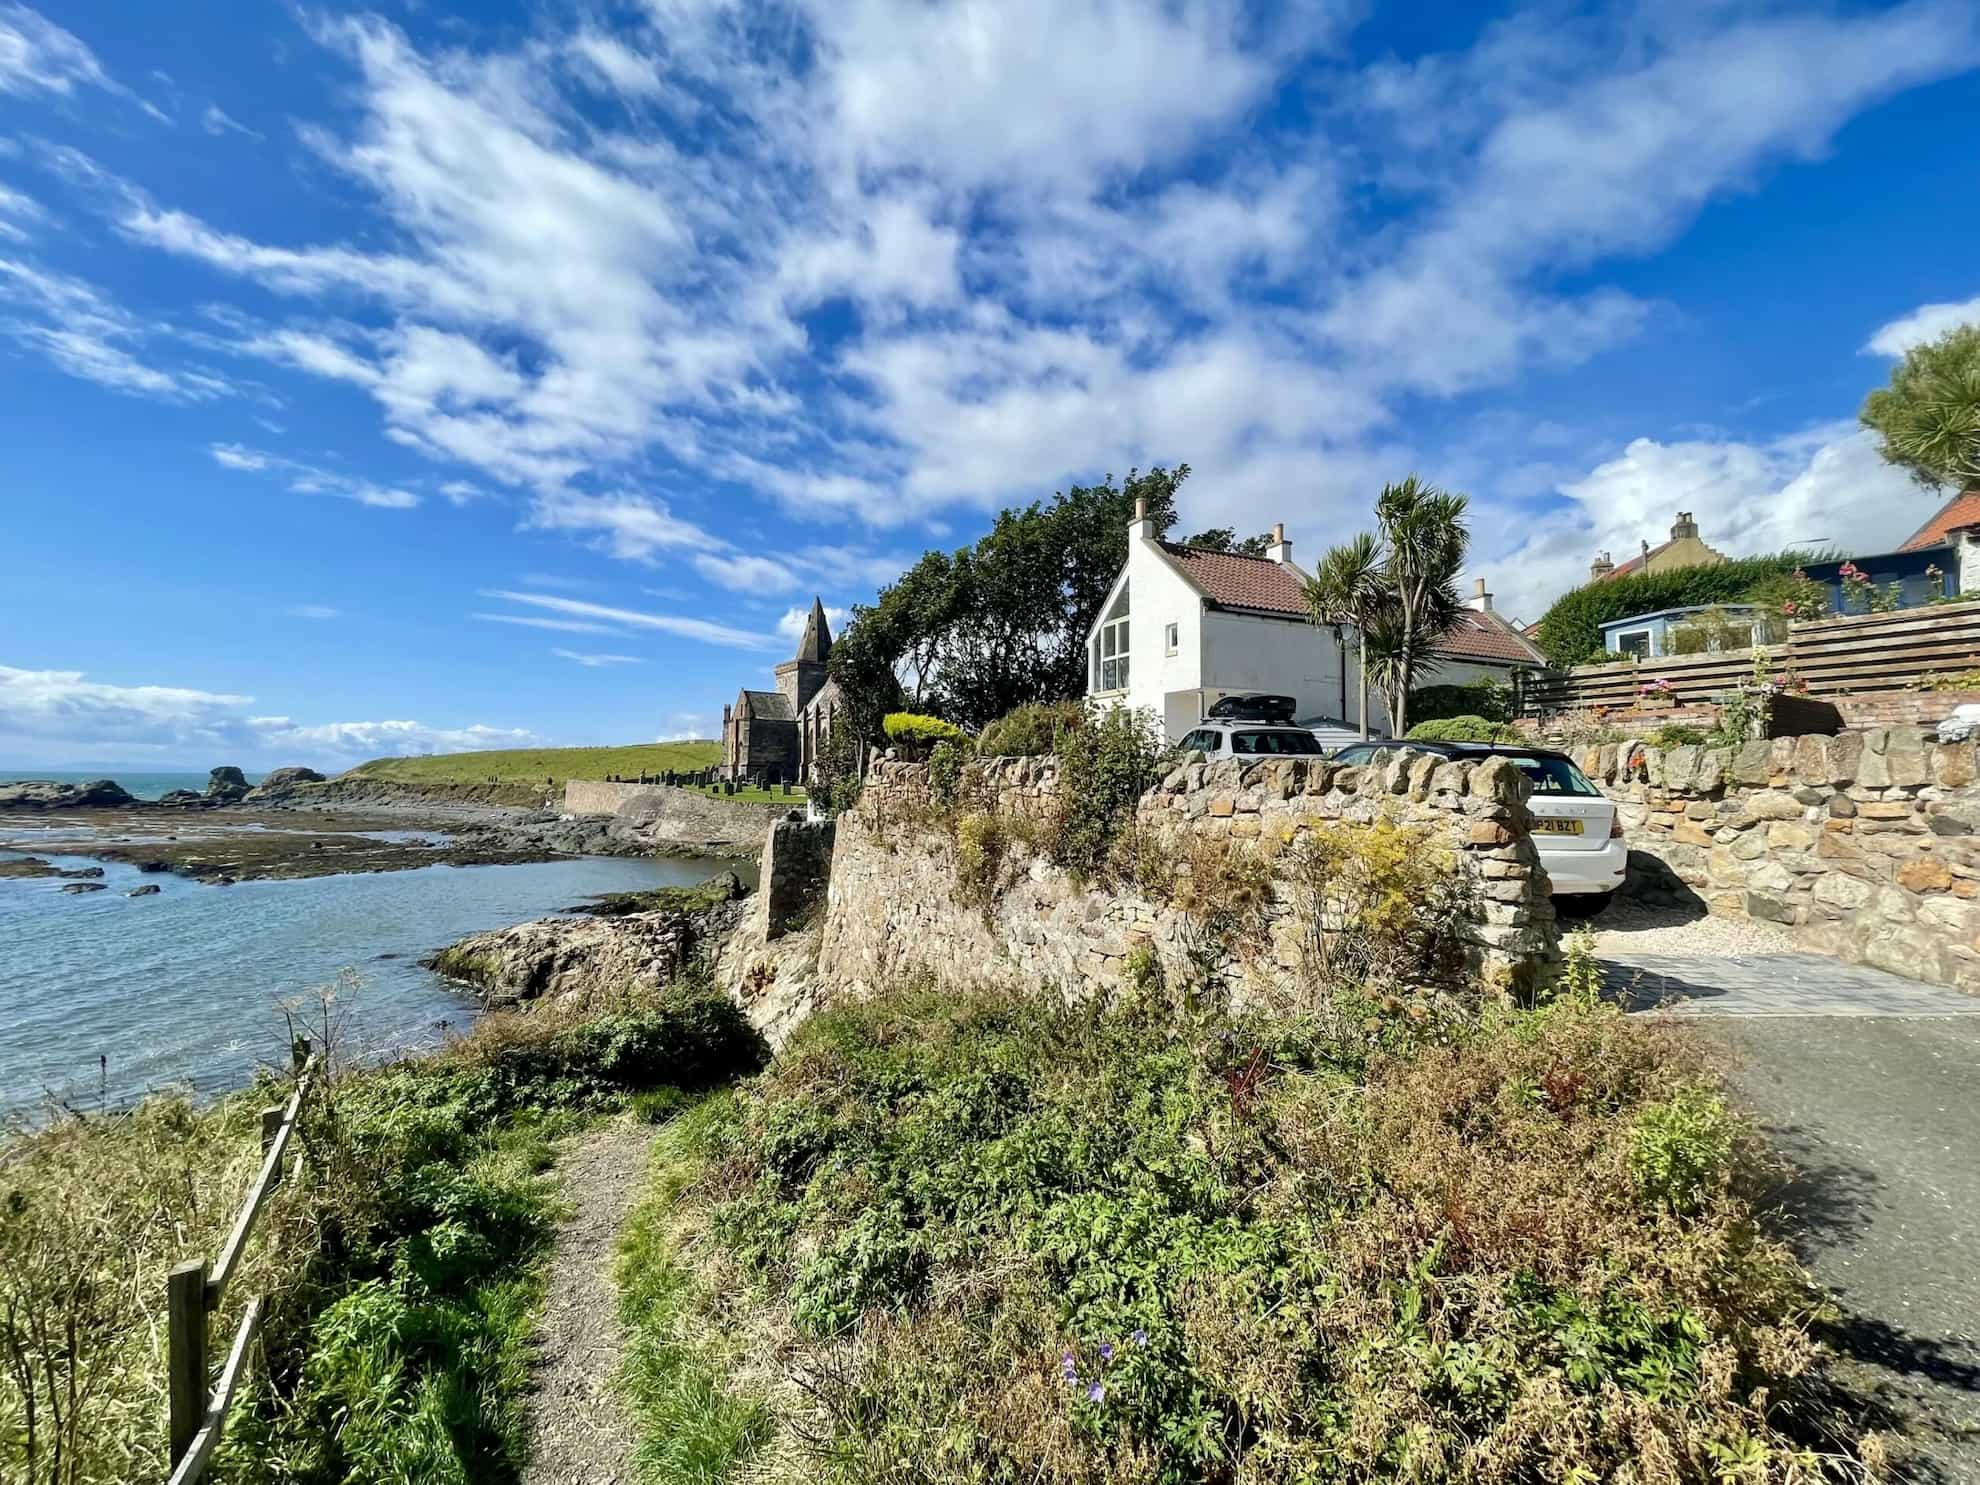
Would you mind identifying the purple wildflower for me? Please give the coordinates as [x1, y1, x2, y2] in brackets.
[1088, 1383, 1105, 1404]
[1132, 1329, 1148, 1347]
[1099, 1343, 1114, 1362]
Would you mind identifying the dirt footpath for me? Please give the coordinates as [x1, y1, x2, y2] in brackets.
[522, 1121, 657, 1485]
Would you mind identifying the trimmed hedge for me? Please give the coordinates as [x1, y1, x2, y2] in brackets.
[1532, 553, 1812, 667]
[1409, 677, 1512, 725]
[882, 712, 969, 757]
[1405, 715, 1521, 743]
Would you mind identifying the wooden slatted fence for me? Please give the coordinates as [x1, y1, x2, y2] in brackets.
[164, 1053, 314, 1485]
[1520, 604, 1980, 716]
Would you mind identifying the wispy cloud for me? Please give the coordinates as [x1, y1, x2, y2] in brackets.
[480, 590, 776, 651]
[0, 257, 231, 400]
[200, 103, 262, 140]
[551, 648, 643, 667]
[0, 4, 169, 122]
[470, 611, 623, 635]
[1864, 295, 1980, 357]
[209, 441, 420, 509]
[286, 604, 339, 620]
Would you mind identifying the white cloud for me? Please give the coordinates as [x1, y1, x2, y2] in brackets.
[0, 663, 530, 767]
[693, 553, 799, 593]
[551, 647, 644, 667]
[481, 590, 776, 650]
[657, 711, 713, 742]
[775, 604, 848, 643]
[286, 604, 338, 620]
[1865, 294, 1980, 357]
[0, 4, 168, 121]
[209, 441, 421, 510]
[524, 489, 722, 560]
[0, 257, 230, 400]
[471, 611, 623, 635]
[1482, 424, 1934, 624]
[568, 30, 664, 98]
[200, 104, 262, 140]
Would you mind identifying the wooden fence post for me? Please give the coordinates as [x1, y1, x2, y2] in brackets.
[261, 1106, 284, 1192]
[167, 1259, 209, 1466]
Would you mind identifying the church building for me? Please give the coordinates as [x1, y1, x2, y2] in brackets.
[720, 597, 848, 785]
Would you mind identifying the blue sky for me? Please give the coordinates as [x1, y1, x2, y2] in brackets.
[3, 0, 1977, 769]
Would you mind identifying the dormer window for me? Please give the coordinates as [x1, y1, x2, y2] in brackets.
[1094, 582, 1130, 691]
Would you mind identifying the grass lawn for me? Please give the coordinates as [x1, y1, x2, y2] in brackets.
[690, 782, 806, 806]
[343, 742, 722, 799]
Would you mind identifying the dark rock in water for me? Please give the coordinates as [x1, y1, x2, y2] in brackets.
[0, 855, 59, 879]
[128, 883, 162, 897]
[247, 765, 327, 800]
[374, 951, 403, 960]
[56, 866, 105, 879]
[205, 766, 251, 803]
[61, 881, 108, 894]
[137, 859, 172, 873]
[0, 778, 136, 810]
[157, 789, 204, 806]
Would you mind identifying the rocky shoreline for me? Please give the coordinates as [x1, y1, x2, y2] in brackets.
[426, 873, 749, 1008]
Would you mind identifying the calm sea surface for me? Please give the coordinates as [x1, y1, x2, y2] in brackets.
[0, 846, 736, 1121]
[4, 770, 257, 801]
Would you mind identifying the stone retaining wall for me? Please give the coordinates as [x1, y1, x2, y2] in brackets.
[1576, 728, 1980, 990]
[815, 752, 1558, 1003]
[563, 779, 786, 848]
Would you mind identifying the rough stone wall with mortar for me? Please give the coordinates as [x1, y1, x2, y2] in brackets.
[1577, 727, 1980, 990]
[815, 752, 1558, 1003]
[563, 779, 787, 847]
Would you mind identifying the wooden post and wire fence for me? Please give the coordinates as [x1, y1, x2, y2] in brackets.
[163, 1051, 315, 1485]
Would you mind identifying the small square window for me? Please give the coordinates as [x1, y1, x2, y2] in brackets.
[1164, 622, 1179, 655]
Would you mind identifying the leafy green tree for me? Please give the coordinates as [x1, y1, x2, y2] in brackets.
[829, 466, 1190, 733]
[1182, 526, 1273, 555]
[1860, 322, 1980, 490]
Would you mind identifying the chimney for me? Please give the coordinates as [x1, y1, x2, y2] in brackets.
[1266, 520, 1292, 564]
[1590, 551, 1614, 581]
[1671, 510, 1699, 541]
[1469, 576, 1493, 612]
[1130, 495, 1154, 541]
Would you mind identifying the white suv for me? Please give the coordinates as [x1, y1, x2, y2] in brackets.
[1176, 720, 1330, 760]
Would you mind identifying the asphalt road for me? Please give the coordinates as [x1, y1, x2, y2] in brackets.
[1605, 949, 1980, 1483]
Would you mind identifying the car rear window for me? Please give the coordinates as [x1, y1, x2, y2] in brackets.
[1231, 729, 1324, 756]
[1508, 755, 1601, 797]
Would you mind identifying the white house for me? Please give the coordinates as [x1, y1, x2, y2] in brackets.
[1085, 501, 1548, 741]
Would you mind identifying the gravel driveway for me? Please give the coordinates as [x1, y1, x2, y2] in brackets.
[1599, 905, 1980, 1482]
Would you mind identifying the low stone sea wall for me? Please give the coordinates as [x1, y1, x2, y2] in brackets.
[1576, 727, 1980, 990]
[813, 752, 1558, 1004]
[563, 779, 787, 849]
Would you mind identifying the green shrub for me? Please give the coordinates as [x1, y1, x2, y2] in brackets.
[1643, 723, 1710, 749]
[637, 980, 1842, 1483]
[1404, 714, 1520, 742]
[1533, 553, 1814, 667]
[1408, 677, 1512, 724]
[978, 699, 1087, 757]
[1049, 705, 1171, 879]
[928, 738, 967, 809]
[1630, 1084, 1735, 1213]
[883, 712, 969, 758]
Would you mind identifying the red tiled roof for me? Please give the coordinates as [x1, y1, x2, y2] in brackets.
[1435, 608, 1549, 667]
[1898, 488, 1980, 553]
[1157, 542, 1309, 616]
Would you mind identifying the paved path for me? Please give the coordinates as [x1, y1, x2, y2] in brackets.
[1604, 947, 1980, 1482]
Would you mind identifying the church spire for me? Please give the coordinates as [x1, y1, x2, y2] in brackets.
[795, 595, 832, 663]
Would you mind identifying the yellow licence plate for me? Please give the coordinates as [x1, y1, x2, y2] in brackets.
[1533, 818, 1584, 836]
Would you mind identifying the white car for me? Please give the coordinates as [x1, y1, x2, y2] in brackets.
[1328, 740, 1628, 915]
[1177, 719, 1330, 760]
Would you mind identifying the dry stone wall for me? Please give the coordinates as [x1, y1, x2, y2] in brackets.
[1578, 727, 1980, 990]
[563, 779, 787, 849]
[815, 752, 1558, 1004]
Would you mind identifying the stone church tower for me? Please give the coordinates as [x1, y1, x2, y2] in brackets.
[775, 596, 832, 712]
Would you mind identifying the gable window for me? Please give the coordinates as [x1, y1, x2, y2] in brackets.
[1164, 621, 1179, 655]
[1094, 582, 1130, 691]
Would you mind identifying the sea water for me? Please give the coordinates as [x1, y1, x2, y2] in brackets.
[0, 849, 738, 1121]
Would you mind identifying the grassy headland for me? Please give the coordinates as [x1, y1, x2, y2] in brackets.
[339, 742, 722, 807]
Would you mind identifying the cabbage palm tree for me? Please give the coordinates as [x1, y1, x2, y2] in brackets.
[1307, 479, 1470, 739]
[1376, 477, 1470, 738]
[1304, 532, 1383, 740]
[1860, 322, 1980, 490]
